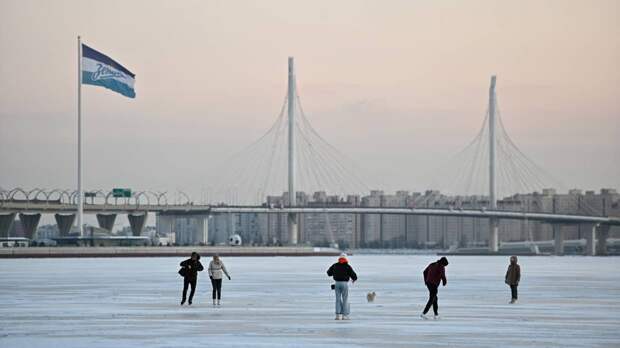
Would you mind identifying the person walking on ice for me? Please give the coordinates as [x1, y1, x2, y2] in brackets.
[327, 253, 358, 321]
[505, 256, 521, 304]
[420, 257, 449, 320]
[208, 255, 231, 306]
[179, 252, 204, 306]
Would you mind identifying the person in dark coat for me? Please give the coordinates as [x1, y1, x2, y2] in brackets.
[327, 253, 358, 320]
[180, 252, 204, 305]
[505, 255, 521, 304]
[420, 257, 448, 320]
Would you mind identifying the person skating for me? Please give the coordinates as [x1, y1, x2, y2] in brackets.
[208, 255, 231, 306]
[180, 252, 204, 305]
[420, 257, 448, 320]
[326, 253, 358, 320]
[505, 256, 521, 304]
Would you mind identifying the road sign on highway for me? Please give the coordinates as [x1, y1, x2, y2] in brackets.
[112, 188, 131, 198]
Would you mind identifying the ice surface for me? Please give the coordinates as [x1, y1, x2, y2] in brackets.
[1, 255, 619, 348]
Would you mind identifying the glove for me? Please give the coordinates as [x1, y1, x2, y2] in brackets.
[209, 276, 213, 280]
[227, 276, 231, 280]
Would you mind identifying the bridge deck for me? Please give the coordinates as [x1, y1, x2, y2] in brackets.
[1, 202, 619, 225]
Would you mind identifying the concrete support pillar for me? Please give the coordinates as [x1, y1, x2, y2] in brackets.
[96, 213, 117, 232]
[379, 214, 384, 246]
[0, 213, 16, 238]
[553, 224, 564, 256]
[596, 224, 610, 256]
[359, 213, 366, 247]
[352, 214, 362, 249]
[128, 213, 147, 237]
[196, 216, 209, 245]
[288, 213, 298, 245]
[489, 218, 499, 253]
[287, 214, 299, 245]
[54, 214, 76, 237]
[585, 224, 597, 256]
[19, 213, 42, 240]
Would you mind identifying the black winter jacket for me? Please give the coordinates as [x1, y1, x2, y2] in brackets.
[180, 258, 204, 279]
[327, 262, 358, 282]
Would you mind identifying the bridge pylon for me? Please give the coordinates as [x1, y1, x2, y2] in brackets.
[287, 56, 298, 245]
[488, 75, 499, 253]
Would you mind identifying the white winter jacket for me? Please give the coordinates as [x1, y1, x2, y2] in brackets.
[208, 261, 230, 280]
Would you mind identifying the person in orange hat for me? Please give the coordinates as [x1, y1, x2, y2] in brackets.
[327, 253, 358, 320]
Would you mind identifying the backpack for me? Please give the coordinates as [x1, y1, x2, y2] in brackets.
[178, 267, 188, 278]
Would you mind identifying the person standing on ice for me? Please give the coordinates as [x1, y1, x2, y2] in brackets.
[327, 253, 358, 320]
[420, 256, 449, 320]
[505, 256, 521, 304]
[180, 252, 204, 305]
[208, 255, 231, 306]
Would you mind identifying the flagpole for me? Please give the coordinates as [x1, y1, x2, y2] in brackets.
[77, 35, 83, 236]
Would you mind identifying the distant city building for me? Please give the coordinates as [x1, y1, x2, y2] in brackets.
[36, 224, 59, 240]
[146, 188, 619, 247]
[226, 188, 619, 249]
[156, 215, 209, 245]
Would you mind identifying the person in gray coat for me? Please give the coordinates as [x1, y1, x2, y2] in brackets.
[208, 255, 231, 306]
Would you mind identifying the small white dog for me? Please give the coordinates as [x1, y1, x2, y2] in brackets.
[366, 291, 376, 303]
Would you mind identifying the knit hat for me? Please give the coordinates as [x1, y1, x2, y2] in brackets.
[338, 252, 348, 263]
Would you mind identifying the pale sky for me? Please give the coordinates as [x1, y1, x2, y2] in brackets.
[1, 0, 619, 204]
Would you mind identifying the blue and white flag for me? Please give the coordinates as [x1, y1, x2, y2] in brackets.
[81, 44, 136, 98]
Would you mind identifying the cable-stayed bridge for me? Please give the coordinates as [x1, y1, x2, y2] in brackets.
[1, 58, 618, 255]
